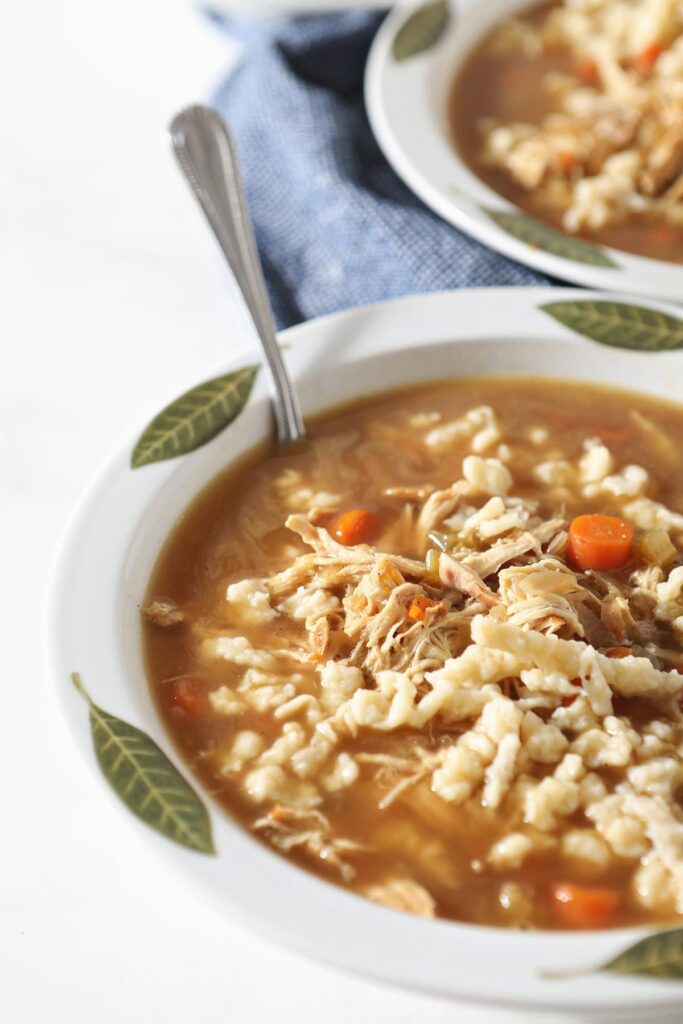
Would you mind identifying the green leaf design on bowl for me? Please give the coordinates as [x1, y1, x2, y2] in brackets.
[72, 673, 215, 854]
[392, 0, 449, 62]
[542, 927, 683, 981]
[541, 300, 683, 351]
[131, 365, 260, 468]
[485, 209, 618, 268]
[600, 928, 683, 979]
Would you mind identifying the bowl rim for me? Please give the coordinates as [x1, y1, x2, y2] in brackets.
[45, 287, 683, 1014]
[365, 0, 683, 303]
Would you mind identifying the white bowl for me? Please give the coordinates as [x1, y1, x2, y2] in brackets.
[365, 0, 683, 304]
[47, 288, 683, 1017]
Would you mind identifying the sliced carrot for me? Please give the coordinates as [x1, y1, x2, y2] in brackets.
[329, 508, 379, 546]
[567, 514, 633, 571]
[167, 677, 209, 716]
[559, 150, 578, 172]
[649, 222, 679, 244]
[551, 882, 621, 929]
[407, 595, 441, 622]
[576, 57, 598, 84]
[269, 805, 289, 824]
[635, 41, 664, 74]
[607, 646, 632, 658]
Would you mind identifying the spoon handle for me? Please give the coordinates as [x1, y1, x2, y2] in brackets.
[170, 105, 306, 445]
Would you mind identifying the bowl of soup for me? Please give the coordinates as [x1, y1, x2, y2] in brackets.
[365, 0, 683, 302]
[47, 287, 683, 1015]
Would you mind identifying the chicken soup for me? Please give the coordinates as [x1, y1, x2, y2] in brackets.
[144, 377, 683, 930]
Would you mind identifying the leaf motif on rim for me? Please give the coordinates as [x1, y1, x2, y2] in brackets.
[484, 208, 618, 268]
[541, 300, 683, 351]
[392, 0, 450, 62]
[541, 927, 683, 981]
[600, 928, 683, 979]
[131, 365, 260, 468]
[72, 673, 215, 854]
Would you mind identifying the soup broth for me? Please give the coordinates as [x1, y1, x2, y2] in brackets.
[451, 0, 683, 263]
[144, 377, 683, 929]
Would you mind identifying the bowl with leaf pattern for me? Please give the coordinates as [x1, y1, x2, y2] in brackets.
[365, 0, 683, 303]
[47, 288, 683, 1016]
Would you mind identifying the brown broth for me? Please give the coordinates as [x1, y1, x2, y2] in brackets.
[450, 1, 683, 264]
[143, 376, 683, 929]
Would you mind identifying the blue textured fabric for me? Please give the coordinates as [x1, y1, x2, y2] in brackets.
[210, 10, 551, 330]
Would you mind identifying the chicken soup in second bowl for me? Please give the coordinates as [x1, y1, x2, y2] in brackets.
[451, 0, 683, 263]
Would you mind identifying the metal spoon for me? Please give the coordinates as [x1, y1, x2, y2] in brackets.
[169, 105, 306, 445]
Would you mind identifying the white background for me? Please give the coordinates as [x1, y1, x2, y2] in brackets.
[2, 1, 568, 1020]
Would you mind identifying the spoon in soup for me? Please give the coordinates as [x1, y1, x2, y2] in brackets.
[169, 105, 306, 445]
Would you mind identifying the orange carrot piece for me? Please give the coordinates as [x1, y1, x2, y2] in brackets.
[607, 646, 632, 658]
[649, 222, 679, 244]
[407, 595, 441, 622]
[567, 514, 633, 571]
[551, 883, 621, 929]
[329, 508, 379, 546]
[636, 41, 664, 74]
[576, 58, 598, 83]
[167, 677, 209, 716]
[269, 805, 289, 824]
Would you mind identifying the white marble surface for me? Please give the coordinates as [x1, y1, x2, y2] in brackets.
[1, 2, 573, 1021]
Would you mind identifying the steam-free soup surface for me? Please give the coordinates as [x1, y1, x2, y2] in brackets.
[144, 377, 683, 930]
[451, 0, 683, 262]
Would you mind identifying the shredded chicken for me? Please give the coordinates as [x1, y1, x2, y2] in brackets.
[143, 599, 184, 627]
[180, 409, 683, 925]
[440, 553, 501, 607]
[364, 878, 436, 918]
[253, 806, 363, 882]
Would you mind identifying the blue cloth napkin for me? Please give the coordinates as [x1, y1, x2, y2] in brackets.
[210, 10, 550, 330]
